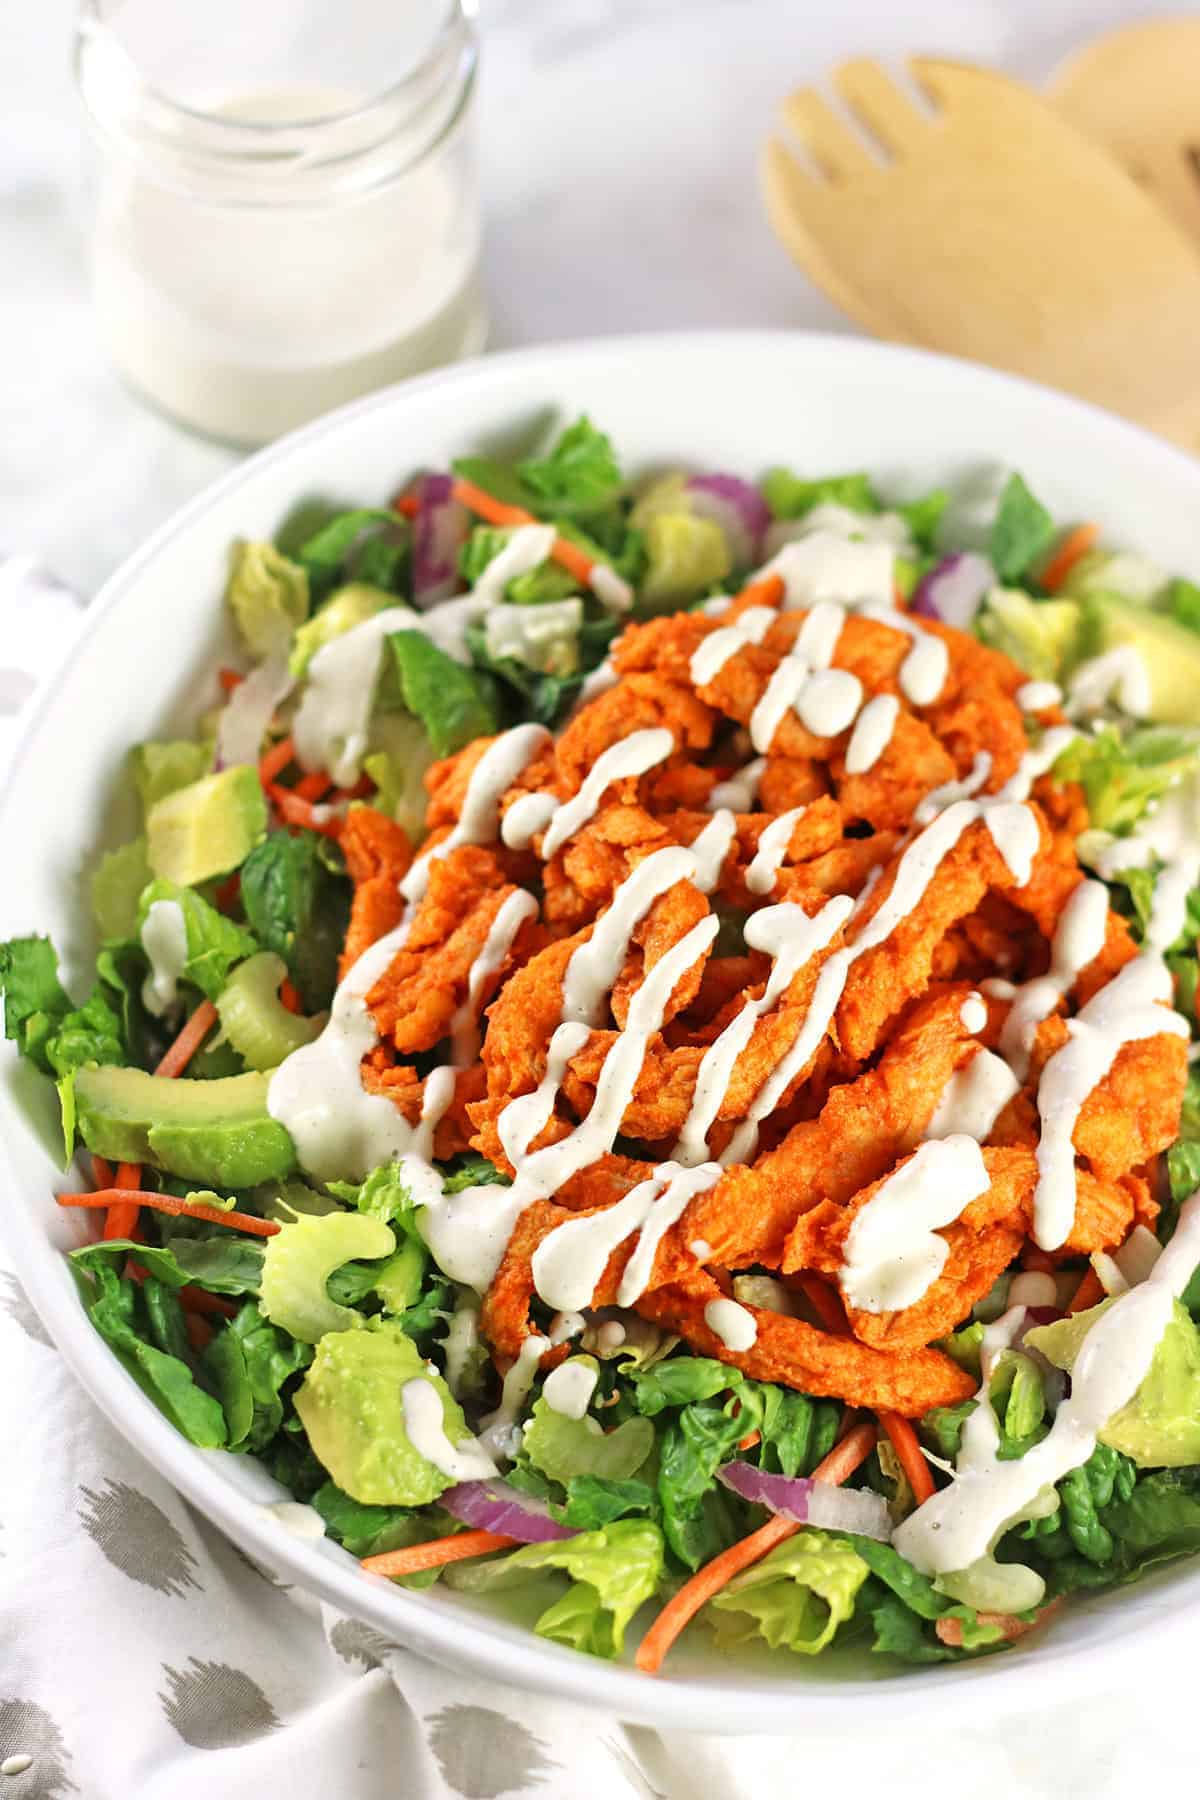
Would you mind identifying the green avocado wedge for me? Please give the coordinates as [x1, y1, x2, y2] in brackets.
[73, 1065, 296, 1188]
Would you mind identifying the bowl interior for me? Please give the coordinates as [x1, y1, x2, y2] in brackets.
[4, 332, 1200, 1730]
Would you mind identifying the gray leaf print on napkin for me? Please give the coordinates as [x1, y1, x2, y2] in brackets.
[77, 1480, 202, 1597]
[0, 1699, 78, 1797]
[159, 1659, 280, 1749]
[328, 1618, 398, 1671]
[427, 1706, 558, 1799]
[0, 1275, 53, 1349]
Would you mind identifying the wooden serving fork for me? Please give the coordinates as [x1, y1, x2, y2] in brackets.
[761, 59, 1200, 452]
[1052, 18, 1200, 246]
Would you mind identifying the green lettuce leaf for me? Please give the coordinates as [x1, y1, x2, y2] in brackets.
[295, 508, 399, 602]
[441, 1154, 510, 1195]
[518, 417, 623, 516]
[990, 473, 1056, 583]
[708, 1529, 868, 1655]
[130, 740, 212, 821]
[79, 1261, 226, 1447]
[91, 839, 153, 942]
[204, 1302, 312, 1452]
[0, 934, 71, 1071]
[895, 489, 949, 549]
[444, 1519, 664, 1659]
[1164, 576, 1200, 637]
[310, 1479, 444, 1583]
[1055, 724, 1200, 834]
[136, 879, 258, 1004]
[761, 469, 879, 520]
[556, 1476, 656, 1530]
[522, 1394, 653, 1485]
[387, 631, 501, 757]
[239, 829, 350, 1012]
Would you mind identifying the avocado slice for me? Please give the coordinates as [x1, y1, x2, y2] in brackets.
[288, 583, 396, 679]
[146, 765, 268, 887]
[1088, 596, 1200, 725]
[74, 1065, 296, 1188]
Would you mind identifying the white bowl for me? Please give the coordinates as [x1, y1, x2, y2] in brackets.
[4, 333, 1200, 1732]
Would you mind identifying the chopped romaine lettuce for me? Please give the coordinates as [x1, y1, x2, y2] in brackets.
[225, 540, 309, 657]
[387, 631, 501, 758]
[522, 1393, 653, 1485]
[974, 587, 1084, 679]
[761, 469, 879, 520]
[483, 599, 583, 677]
[203, 1301, 312, 1453]
[518, 417, 623, 516]
[1026, 1299, 1200, 1466]
[289, 584, 395, 679]
[1053, 724, 1200, 833]
[129, 740, 212, 821]
[76, 1260, 226, 1447]
[708, 1529, 868, 1655]
[136, 879, 258, 1004]
[989, 473, 1056, 583]
[239, 829, 350, 1012]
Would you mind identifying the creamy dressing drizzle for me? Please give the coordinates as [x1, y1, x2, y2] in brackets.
[1016, 680, 1062, 713]
[895, 1193, 1200, 1582]
[859, 603, 949, 706]
[479, 1332, 550, 1458]
[293, 604, 420, 788]
[999, 879, 1109, 1079]
[402, 724, 552, 906]
[924, 1049, 1019, 1143]
[449, 889, 538, 1066]
[615, 1161, 723, 1306]
[959, 992, 987, 1034]
[689, 604, 776, 687]
[140, 898, 189, 1017]
[745, 807, 805, 896]
[561, 845, 697, 1028]
[749, 653, 812, 753]
[704, 1297, 758, 1351]
[539, 728, 674, 861]
[845, 693, 901, 775]
[541, 1360, 599, 1419]
[1034, 954, 1188, 1249]
[688, 808, 737, 893]
[756, 531, 895, 609]
[707, 757, 765, 813]
[500, 791, 557, 851]
[401, 1377, 498, 1479]
[471, 524, 558, 609]
[1067, 646, 1152, 720]
[840, 1135, 990, 1313]
[1092, 772, 1200, 956]
[795, 668, 864, 737]
[589, 563, 635, 614]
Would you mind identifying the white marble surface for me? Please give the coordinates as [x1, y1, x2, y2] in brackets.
[2, 0, 1197, 596]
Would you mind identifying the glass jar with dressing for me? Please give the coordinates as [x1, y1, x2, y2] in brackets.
[74, 0, 486, 447]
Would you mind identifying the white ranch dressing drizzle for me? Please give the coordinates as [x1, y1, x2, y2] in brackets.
[541, 1360, 600, 1420]
[840, 1135, 991, 1313]
[999, 878, 1110, 1079]
[704, 1297, 758, 1351]
[1066, 646, 1152, 720]
[795, 668, 864, 737]
[794, 502, 915, 547]
[994, 726, 1079, 802]
[688, 604, 776, 687]
[139, 898, 189, 1017]
[924, 1049, 1019, 1143]
[470, 523, 558, 609]
[795, 599, 848, 669]
[895, 1193, 1200, 1582]
[401, 1378, 498, 1480]
[688, 809, 737, 893]
[707, 757, 765, 813]
[1091, 772, 1200, 956]
[572, 658, 618, 711]
[500, 791, 557, 851]
[257, 1500, 326, 1541]
[561, 844, 697, 1028]
[497, 1021, 591, 1166]
[448, 889, 539, 1067]
[589, 563, 635, 614]
[745, 807, 805, 896]
[845, 693, 901, 775]
[549, 1309, 586, 1344]
[293, 604, 420, 788]
[755, 531, 895, 609]
[959, 992, 988, 1034]
[402, 724, 552, 906]
[1033, 954, 1189, 1249]
[859, 603, 949, 706]
[749, 653, 812, 753]
[441, 1296, 481, 1398]
[615, 1161, 723, 1305]
[539, 727, 674, 861]
[1016, 680, 1062, 713]
[478, 1332, 550, 1459]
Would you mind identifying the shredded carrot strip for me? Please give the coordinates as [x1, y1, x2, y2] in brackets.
[877, 1408, 935, 1505]
[1068, 1266, 1105, 1314]
[267, 782, 343, 840]
[737, 1430, 762, 1452]
[633, 1421, 878, 1674]
[184, 1312, 213, 1353]
[362, 1529, 518, 1578]
[214, 872, 241, 915]
[294, 770, 333, 803]
[155, 999, 218, 1080]
[451, 477, 596, 587]
[393, 492, 421, 519]
[1021, 1244, 1056, 1274]
[59, 1190, 280, 1238]
[731, 571, 785, 611]
[258, 735, 296, 785]
[102, 1161, 144, 1242]
[179, 1285, 238, 1319]
[792, 1272, 849, 1335]
[1040, 523, 1099, 593]
[91, 1156, 114, 1189]
[218, 667, 244, 694]
[278, 977, 303, 1016]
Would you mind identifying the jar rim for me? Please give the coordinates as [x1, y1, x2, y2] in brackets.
[74, 0, 478, 199]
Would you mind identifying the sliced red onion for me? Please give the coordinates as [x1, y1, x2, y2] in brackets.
[716, 1460, 893, 1541]
[214, 651, 294, 770]
[440, 1479, 578, 1543]
[412, 472, 468, 609]
[686, 475, 771, 567]
[910, 552, 995, 629]
[1112, 1224, 1163, 1289]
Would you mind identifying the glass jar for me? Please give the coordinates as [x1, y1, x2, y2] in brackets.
[74, 0, 486, 447]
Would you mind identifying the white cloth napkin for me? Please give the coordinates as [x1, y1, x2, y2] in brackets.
[0, 557, 1190, 1798]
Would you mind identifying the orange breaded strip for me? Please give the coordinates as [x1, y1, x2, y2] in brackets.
[554, 671, 716, 791]
[338, 807, 413, 976]
[635, 1275, 976, 1415]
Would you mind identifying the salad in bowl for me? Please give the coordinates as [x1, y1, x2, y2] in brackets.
[6, 410, 1200, 1677]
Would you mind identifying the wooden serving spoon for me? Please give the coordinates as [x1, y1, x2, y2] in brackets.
[1051, 18, 1200, 246]
[761, 58, 1200, 452]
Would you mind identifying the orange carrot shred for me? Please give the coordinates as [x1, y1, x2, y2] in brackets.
[59, 1190, 280, 1238]
[179, 1285, 238, 1319]
[362, 1529, 518, 1578]
[258, 735, 296, 785]
[393, 492, 421, 518]
[294, 770, 333, 803]
[791, 1272, 849, 1335]
[267, 782, 343, 840]
[451, 477, 596, 588]
[218, 667, 244, 693]
[1068, 1266, 1105, 1314]
[1040, 522, 1099, 593]
[633, 1421, 878, 1674]
[278, 977, 303, 1016]
[154, 999, 218, 1080]
[184, 1312, 214, 1353]
[737, 1430, 762, 1452]
[877, 1408, 935, 1505]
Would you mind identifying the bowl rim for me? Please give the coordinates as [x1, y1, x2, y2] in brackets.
[5, 328, 1199, 1731]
